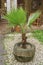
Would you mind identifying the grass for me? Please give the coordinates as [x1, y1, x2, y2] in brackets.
[32, 30, 43, 43]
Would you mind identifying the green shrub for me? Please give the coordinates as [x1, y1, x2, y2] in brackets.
[32, 30, 43, 43]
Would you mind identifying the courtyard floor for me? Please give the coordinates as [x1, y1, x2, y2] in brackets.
[0, 20, 8, 65]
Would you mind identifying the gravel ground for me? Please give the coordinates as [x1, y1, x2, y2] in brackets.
[3, 33, 43, 65]
[0, 34, 7, 65]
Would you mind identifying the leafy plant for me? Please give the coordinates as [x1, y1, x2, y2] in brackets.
[4, 8, 26, 28]
[4, 7, 41, 48]
[28, 10, 41, 26]
[32, 30, 43, 43]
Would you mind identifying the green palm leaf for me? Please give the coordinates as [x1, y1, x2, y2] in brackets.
[28, 10, 41, 26]
[4, 7, 26, 27]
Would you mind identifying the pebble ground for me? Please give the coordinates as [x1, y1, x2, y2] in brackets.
[4, 33, 43, 65]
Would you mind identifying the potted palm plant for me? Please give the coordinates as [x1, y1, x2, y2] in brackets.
[4, 7, 41, 62]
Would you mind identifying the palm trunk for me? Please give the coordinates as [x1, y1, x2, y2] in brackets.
[22, 33, 27, 48]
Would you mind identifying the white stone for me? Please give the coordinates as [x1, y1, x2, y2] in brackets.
[13, 0, 17, 9]
[6, 0, 11, 12]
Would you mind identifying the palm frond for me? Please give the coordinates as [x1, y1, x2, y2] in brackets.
[28, 10, 41, 26]
[4, 7, 27, 27]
